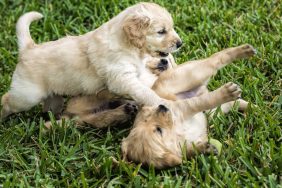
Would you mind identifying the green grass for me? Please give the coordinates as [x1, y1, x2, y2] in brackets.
[0, 0, 281, 187]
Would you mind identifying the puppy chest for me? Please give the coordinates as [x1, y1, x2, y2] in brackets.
[138, 68, 158, 87]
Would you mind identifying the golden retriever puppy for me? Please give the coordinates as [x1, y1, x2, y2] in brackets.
[121, 44, 256, 169]
[1, 2, 182, 119]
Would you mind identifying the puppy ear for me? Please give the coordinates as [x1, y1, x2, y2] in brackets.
[123, 15, 150, 49]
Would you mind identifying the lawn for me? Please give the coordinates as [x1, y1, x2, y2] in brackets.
[0, 0, 281, 187]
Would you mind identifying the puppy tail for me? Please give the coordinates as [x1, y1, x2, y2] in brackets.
[16, 11, 43, 50]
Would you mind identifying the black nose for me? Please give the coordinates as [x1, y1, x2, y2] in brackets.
[176, 40, 182, 48]
[158, 104, 169, 113]
[160, 59, 168, 66]
[157, 59, 168, 71]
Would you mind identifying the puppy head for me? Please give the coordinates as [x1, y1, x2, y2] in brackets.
[121, 104, 182, 169]
[123, 3, 182, 57]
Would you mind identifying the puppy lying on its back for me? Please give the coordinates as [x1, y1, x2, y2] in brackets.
[122, 44, 255, 169]
[1, 2, 182, 119]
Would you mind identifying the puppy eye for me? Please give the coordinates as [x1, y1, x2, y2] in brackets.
[157, 28, 167, 34]
[155, 127, 162, 135]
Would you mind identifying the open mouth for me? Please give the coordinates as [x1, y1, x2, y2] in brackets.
[156, 51, 169, 57]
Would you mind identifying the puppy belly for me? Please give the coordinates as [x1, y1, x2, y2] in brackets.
[178, 113, 208, 144]
[48, 73, 105, 96]
[176, 87, 201, 99]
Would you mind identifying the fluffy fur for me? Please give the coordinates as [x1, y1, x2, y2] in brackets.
[1, 2, 182, 119]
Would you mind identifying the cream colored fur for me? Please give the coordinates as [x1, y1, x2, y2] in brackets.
[45, 44, 255, 169]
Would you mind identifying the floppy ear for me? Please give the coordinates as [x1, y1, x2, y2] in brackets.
[123, 15, 150, 49]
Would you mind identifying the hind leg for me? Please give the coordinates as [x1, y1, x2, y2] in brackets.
[219, 99, 249, 113]
[1, 83, 47, 119]
[76, 102, 138, 128]
[44, 102, 138, 129]
[208, 98, 249, 117]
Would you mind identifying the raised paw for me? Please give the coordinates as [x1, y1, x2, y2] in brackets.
[221, 82, 242, 101]
[124, 103, 138, 116]
[236, 44, 256, 58]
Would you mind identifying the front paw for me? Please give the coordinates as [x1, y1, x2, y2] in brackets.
[124, 103, 138, 116]
[236, 44, 256, 58]
[221, 82, 242, 101]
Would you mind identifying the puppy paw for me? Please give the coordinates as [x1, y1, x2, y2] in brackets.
[236, 44, 256, 58]
[221, 82, 242, 101]
[124, 103, 138, 116]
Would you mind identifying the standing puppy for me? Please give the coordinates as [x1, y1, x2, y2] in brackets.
[1, 2, 182, 118]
